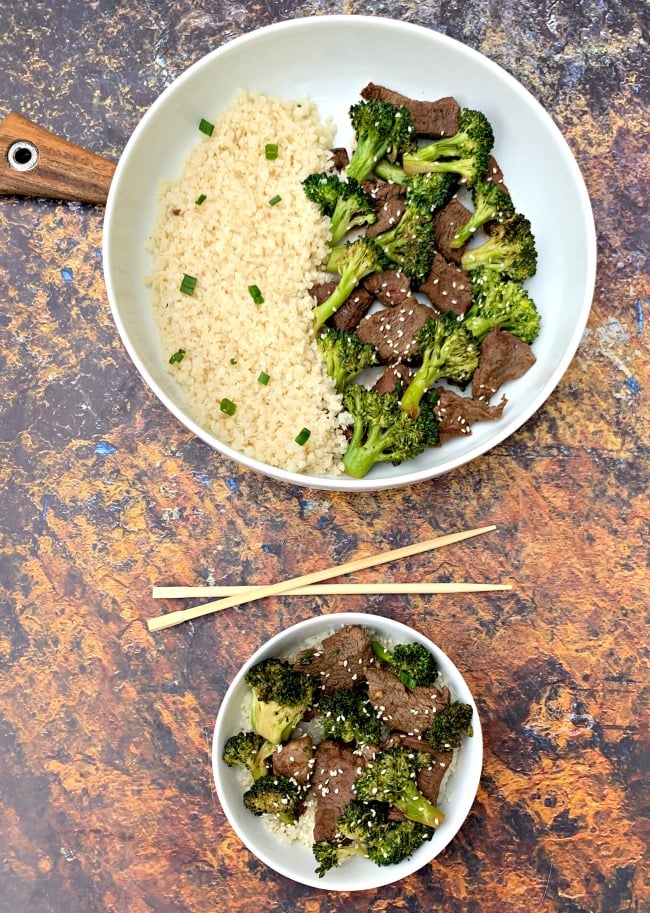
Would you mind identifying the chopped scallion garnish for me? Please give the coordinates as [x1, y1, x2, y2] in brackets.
[248, 284, 264, 305]
[265, 143, 278, 160]
[220, 398, 237, 416]
[258, 371, 270, 385]
[195, 193, 207, 205]
[199, 118, 214, 136]
[169, 348, 185, 365]
[295, 427, 311, 446]
[180, 274, 197, 295]
[230, 357, 237, 365]
[268, 194, 282, 206]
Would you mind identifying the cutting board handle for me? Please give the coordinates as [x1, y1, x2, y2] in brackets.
[0, 111, 116, 205]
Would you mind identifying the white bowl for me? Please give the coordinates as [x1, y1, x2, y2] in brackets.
[103, 15, 597, 491]
[211, 612, 483, 890]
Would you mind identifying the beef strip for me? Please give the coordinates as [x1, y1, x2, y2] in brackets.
[363, 177, 406, 206]
[482, 156, 511, 234]
[433, 387, 507, 441]
[372, 363, 412, 396]
[311, 739, 368, 842]
[360, 83, 460, 138]
[484, 154, 509, 194]
[420, 252, 472, 316]
[472, 328, 537, 400]
[356, 298, 436, 363]
[272, 735, 314, 787]
[331, 287, 375, 331]
[434, 198, 473, 265]
[330, 146, 350, 171]
[307, 280, 374, 330]
[363, 270, 412, 307]
[385, 732, 453, 811]
[365, 665, 450, 737]
[366, 196, 407, 238]
[294, 625, 375, 692]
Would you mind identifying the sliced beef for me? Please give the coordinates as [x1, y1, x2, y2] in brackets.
[365, 665, 450, 737]
[484, 155, 509, 194]
[294, 625, 374, 692]
[363, 270, 412, 307]
[366, 196, 406, 237]
[482, 156, 510, 234]
[385, 732, 453, 809]
[472, 328, 537, 401]
[357, 298, 436, 363]
[330, 147, 350, 172]
[434, 198, 473, 265]
[372, 363, 412, 396]
[308, 280, 374, 330]
[433, 387, 507, 441]
[360, 83, 460, 138]
[311, 739, 367, 841]
[363, 177, 406, 206]
[331, 287, 375, 331]
[420, 252, 472, 316]
[308, 279, 338, 307]
[272, 735, 314, 787]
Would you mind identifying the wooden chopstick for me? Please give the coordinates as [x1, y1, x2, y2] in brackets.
[153, 582, 511, 598]
[147, 524, 497, 632]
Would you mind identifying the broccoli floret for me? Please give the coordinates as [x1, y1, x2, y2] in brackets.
[242, 773, 303, 824]
[341, 385, 436, 479]
[399, 313, 481, 420]
[245, 657, 314, 744]
[373, 198, 437, 286]
[222, 730, 275, 781]
[423, 701, 474, 752]
[374, 160, 458, 215]
[346, 99, 417, 183]
[313, 800, 435, 876]
[354, 745, 445, 829]
[371, 641, 439, 690]
[450, 179, 515, 248]
[302, 172, 378, 246]
[366, 818, 436, 868]
[313, 237, 388, 334]
[313, 800, 389, 876]
[460, 213, 537, 280]
[316, 327, 379, 393]
[462, 268, 542, 343]
[403, 171, 458, 215]
[318, 685, 383, 747]
[402, 109, 494, 188]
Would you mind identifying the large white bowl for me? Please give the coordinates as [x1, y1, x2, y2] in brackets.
[103, 15, 597, 491]
[211, 612, 483, 891]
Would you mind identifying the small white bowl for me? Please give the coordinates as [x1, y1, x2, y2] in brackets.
[103, 15, 596, 491]
[211, 612, 483, 890]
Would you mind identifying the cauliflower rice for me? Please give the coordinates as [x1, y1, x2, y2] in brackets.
[146, 91, 348, 475]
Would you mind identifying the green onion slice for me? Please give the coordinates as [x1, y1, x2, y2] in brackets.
[195, 193, 207, 205]
[295, 427, 311, 446]
[220, 398, 237, 416]
[180, 274, 197, 296]
[199, 118, 214, 136]
[248, 284, 264, 305]
[265, 143, 278, 160]
[257, 371, 270, 385]
[268, 194, 281, 206]
[169, 348, 185, 365]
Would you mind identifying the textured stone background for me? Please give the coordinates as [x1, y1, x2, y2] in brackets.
[0, 2, 648, 912]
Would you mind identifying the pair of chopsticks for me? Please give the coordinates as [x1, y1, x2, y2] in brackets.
[147, 524, 510, 632]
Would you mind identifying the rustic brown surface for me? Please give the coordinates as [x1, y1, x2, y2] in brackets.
[0, 2, 648, 913]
